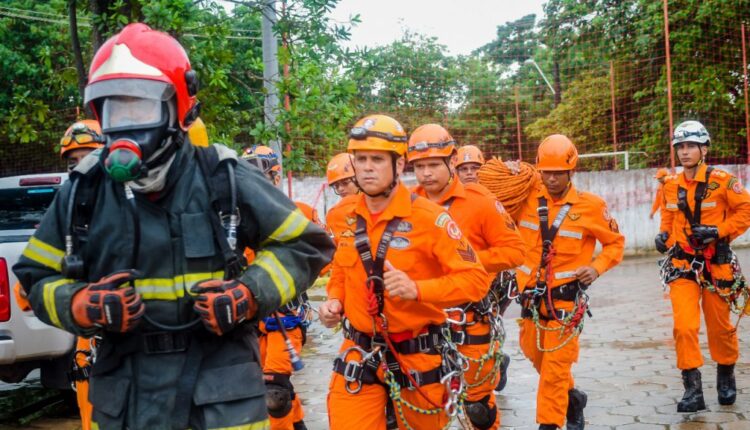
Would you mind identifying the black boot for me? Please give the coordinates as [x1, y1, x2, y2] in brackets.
[494, 353, 510, 393]
[566, 388, 587, 430]
[717, 364, 737, 405]
[539, 425, 558, 430]
[677, 369, 706, 412]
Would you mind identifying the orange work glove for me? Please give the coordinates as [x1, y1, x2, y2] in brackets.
[191, 279, 258, 336]
[71, 270, 145, 332]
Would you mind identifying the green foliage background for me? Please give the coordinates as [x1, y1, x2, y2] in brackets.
[2, 0, 750, 175]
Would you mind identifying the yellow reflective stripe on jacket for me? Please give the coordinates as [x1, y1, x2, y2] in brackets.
[263, 210, 309, 245]
[23, 237, 64, 271]
[253, 250, 295, 304]
[209, 418, 271, 430]
[135, 271, 224, 300]
[43, 278, 74, 328]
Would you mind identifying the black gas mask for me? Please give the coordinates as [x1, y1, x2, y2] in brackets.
[100, 96, 176, 182]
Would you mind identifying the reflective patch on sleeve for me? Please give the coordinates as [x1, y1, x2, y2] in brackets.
[22, 237, 64, 271]
[519, 220, 539, 231]
[558, 230, 583, 240]
[43, 278, 74, 328]
[253, 251, 296, 304]
[262, 210, 310, 245]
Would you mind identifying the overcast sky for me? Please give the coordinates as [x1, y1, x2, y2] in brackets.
[329, 0, 547, 56]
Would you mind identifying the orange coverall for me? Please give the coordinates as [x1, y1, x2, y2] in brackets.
[326, 183, 488, 429]
[514, 183, 624, 428]
[660, 164, 750, 370]
[651, 183, 664, 218]
[250, 202, 322, 430]
[413, 178, 525, 429]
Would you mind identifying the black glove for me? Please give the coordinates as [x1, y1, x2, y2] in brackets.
[689, 224, 719, 247]
[654, 231, 669, 254]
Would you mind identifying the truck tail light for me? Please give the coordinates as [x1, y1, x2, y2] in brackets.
[0, 258, 9, 322]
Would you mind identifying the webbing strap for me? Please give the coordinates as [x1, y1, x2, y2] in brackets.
[537, 196, 572, 268]
[677, 166, 714, 225]
[354, 216, 403, 314]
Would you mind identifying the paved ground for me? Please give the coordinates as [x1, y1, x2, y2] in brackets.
[295, 250, 750, 429]
[6, 251, 750, 429]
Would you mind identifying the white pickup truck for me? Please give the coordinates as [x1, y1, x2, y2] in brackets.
[0, 173, 75, 388]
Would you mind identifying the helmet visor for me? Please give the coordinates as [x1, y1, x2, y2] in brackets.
[101, 96, 165, 132]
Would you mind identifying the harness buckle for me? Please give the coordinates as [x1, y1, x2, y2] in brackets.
[405, 369, 422, 390]
[691, 258, 705, 274]
[450, 330, 465, 345]
[343, 360, 363, 382]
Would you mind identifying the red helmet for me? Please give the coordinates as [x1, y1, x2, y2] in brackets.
[84, 23, 198, 131]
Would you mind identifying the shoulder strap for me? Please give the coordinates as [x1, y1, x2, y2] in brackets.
[353, 216, 402, 315]
[677, 166, 714, 225]
[537, 196, 572, 267]
[195, 146, 243, 279]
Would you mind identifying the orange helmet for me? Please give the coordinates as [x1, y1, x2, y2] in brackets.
[455, 145, 485, 167]
[406, 124, 456, 162]
[536, 134, 578, 171]
[326, 153, 355, 185]
[60, 120, 104, 158]
[188, 117, 208, 147]
[242, 145, 281, 174]
[654, 168, 669, 179]
[347, 114, 408, 156]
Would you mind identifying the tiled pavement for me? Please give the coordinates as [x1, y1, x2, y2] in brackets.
[296, 250, 750, 429]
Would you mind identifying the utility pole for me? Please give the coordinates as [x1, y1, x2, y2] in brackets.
[261, 0, 283, 188]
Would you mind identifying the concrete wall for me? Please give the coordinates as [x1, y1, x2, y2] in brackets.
[285, 165, 750, 255]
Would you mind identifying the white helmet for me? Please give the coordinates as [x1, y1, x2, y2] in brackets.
[672, 120, 710, 147]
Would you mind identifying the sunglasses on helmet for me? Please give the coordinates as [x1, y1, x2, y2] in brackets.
[349, 127, 407, 143]
[407, 140, 456, 152]
[60, 123, 104, 147]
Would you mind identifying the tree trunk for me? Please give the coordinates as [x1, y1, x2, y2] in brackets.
[89, 0, 106, 52]
[68, 0, 90, 115]
[553, 59, 562, 106]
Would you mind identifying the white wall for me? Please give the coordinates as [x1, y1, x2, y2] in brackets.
[285, 165, 750, 255]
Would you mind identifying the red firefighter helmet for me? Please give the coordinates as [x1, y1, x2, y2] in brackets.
[84, 23, 198, 131]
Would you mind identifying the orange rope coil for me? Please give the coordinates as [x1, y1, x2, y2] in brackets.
[478, 158, 538, 218]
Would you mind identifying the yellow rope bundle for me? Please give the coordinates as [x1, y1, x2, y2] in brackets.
[478, 158, 538, 218]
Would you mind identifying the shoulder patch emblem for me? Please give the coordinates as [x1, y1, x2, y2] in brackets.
[707, 181, 720, 191]
[345, 216, 356, 226]
[435, 212, 452, 228]
[446, 220, 462, 240]
[567, 212, 581, 221]
[397, 221, 413, 233]
[711, 170, 726, 178]
[390, 236, 411, 250]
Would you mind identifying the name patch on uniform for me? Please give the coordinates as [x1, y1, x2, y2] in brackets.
[519, 220, 539, 230]
[390, 236, 411, 249]
[341, 229, 354, 238]
[701, 201, 717, 209]
[666, 203, 678, 210]
[397, 221, 413, 233]
[446, 220, 462, 240]
[435, 212, 451, 228]
[558, 230, 583, 240]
